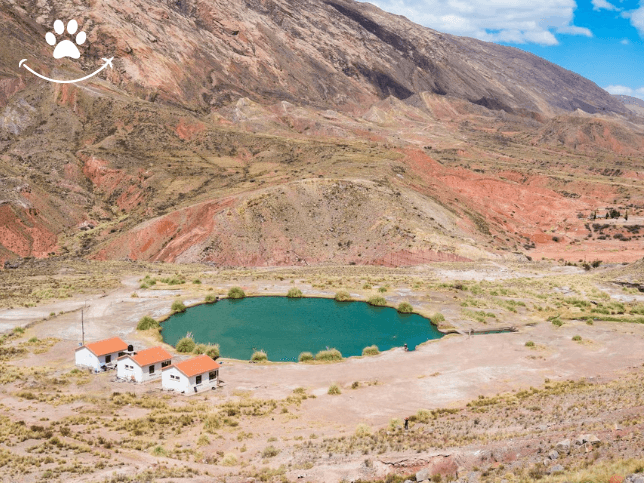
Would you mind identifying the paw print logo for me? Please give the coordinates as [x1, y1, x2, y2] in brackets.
[19, 18, 114, 83]
[45, 19, 87, 59]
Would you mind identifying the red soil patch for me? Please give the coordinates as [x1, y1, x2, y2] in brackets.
[175, 117, 206, 141]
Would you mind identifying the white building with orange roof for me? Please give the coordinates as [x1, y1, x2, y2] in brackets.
[75, 337, 129, 371]
[116, 347, 172, 383]
[161, 354, 221, 394]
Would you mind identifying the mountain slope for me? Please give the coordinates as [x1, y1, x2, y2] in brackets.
[0, 0, 643, 267]
[0, 0, 630, 116]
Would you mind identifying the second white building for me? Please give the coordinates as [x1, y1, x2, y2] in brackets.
[117, 347, 172, 383]
[161, 354, 221, 394]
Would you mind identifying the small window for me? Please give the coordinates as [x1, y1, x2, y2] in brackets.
[209, 371, 217, 381]
[161, 360, 171, 368]
[196, 375, 202, 385]
[149, 365, 155, 374]
[118, 352, 125, 357]
[105, 355, 111, 364]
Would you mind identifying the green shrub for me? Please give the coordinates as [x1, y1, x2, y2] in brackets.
[228, 287, 246, 299]
[551, 318, 563, 327]
[205, 344, 220, 359]
[176, 334, 196, 353]
[151, 445, 167, 457]
[315, 348, 342, 361]
[362, 345, 380, 356]
[137, 316, 159, 331]
[287, 288, 303, 298]
[431, 313, 445, 323]
[193, 279, 202, 284]
[205, 294, 217, 304]
[171, 300, 186, 314]
[334, 291, 352, 302]
[328, 384, 341, 395]
[262, 445, 280, 458]
[397, 302, 413, 314]
[298, 352, 314, 362]
[221, 453, 238, 466]
[572, 335, 582, 341]
[28, 337, 38, 343]
[13, 327, 24, 334]
[355, 423, 371, 437]
[251, 350, 268, 362]
[525, 341, 535, 347]
[378, 286, 387, 293]
[367, 296, 386, 307]
[193, 343, 208, 354]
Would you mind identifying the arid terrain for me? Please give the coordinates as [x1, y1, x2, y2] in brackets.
[0, 258, 642, 482]
[1, 0, 644, 481]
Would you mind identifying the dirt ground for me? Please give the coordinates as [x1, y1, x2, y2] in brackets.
[1, 261, 643, 482]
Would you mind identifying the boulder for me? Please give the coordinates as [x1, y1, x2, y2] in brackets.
[555, 439, 571, 454]
[416, 468, 430, 481]
[575, 434, 601, 446]
[548, 450, 559, 460]
[625, 475, 644, 483]
[548, 464, 564, 474]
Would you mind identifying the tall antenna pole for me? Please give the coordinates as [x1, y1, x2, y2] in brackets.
[81, 309, 85, 346]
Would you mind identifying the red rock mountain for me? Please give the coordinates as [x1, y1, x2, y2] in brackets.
[0, 0, 643, 267]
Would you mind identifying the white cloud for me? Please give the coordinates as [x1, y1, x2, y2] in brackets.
[621, 38, 630, 44]
[591, 0, 619, 11]
[624, 5, 644, 36]
[360, 0, 593, 45]
[604, 85, 644, 100]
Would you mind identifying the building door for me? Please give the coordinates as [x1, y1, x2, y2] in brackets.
[149, 365, 155, 374]
[105, 355, 111, 364]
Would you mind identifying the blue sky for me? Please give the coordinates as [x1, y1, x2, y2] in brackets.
[358, 0, 644, 99]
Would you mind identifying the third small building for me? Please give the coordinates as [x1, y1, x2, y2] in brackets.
[117, 346, 172, 383]
[162, 354, 221, 394]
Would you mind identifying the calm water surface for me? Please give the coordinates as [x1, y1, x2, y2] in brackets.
[162, 297, 443, 361]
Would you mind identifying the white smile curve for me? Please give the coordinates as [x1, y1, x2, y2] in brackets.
[19, 57, 114, 84]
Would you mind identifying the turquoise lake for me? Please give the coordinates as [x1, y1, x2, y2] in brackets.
[161, 297, 444, 361]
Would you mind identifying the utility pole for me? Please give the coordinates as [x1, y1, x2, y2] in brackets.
[81, 309, 84, 346]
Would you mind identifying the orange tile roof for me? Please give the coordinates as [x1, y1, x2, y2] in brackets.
[77, 337, 128, 357]
[163, 354, 220, 378]
[124, 347, 172, 367]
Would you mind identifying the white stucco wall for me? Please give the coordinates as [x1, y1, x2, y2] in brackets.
[117, 357, 143, 382]
[75, 347, 99, 371]
[162, 367, 188, 392]
[75, 348, 123, 372]
[118, 358, 167, 383]
[162, 368, 219, 393]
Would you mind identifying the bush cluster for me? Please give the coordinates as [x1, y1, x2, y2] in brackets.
[315, 348, 342, 361]
[287, 288, 303, 298]
[298, 352, 314, 362]
[334, 291, 352, 302]
[362, 345, 380, 356]
[397, 302, 413, 314]
[228, 287, 246, 299]
[136, 316, 159, 331]
[367, 296, 386, 307]
[171, 300, 186, 314]
[251, 350, 268, 362]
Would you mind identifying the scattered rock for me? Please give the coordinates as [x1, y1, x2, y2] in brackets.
[416, 468, 430, 481]
[575, 434, 600, 446]
[555, 439, 571, 454]
[548, 450, 559, 460]
[625, 474, 644, 483]
[548, 464, 564, 474]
